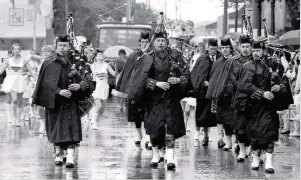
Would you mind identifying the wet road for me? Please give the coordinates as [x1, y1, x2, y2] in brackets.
[0, 96, 299, 180]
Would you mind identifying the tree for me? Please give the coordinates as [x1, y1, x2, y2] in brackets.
[285, 0, 300, 30]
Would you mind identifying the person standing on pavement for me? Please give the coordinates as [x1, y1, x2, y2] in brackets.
[128, 31, 189, 170]
[32, 35, 94, 168]
[191, 39, 221, 144]
[233, 40, 291, 173]
[90, 49, 117, 130]
[115, 31, 152, 147]
[114, 49, 127, 111]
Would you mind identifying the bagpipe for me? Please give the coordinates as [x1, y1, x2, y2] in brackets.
[60, 12, 94, 118]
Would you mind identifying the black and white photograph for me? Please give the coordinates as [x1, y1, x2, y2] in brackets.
[0, 0, 300, 179]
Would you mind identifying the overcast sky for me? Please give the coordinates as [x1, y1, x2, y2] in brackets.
[136, 0, 225, 23]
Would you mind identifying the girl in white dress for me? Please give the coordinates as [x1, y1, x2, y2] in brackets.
[90, 49, 117, 130]
[22, 50, 40, 121]
[0, 43, 35, 126]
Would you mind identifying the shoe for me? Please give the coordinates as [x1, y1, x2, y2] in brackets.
[265, 168, 275, 173]
[280, 129, 290, 134]
[159, 148, 165, 163]
[222, 146, 232, 151]
[265, 153, 274, 174]
[218, 140, 226, 149]
[202, 137, 209, 146]
[62, 150, 67, 162]
[65, 148, 75, 168]
[134, 141, 141, 145]
[150, 146, 160, 168]
[166, 148, 176, 171]
[145, 141, 152, 150]
[259, 159, 264, 166]
[54, 146, 63, 166]
[251, 150, 260, 171]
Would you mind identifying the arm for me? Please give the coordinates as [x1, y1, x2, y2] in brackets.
[237, 65, 264, 100]
[107, 63, 117, 77]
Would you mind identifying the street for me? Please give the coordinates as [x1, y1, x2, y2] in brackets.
[0, 96, 299, 180]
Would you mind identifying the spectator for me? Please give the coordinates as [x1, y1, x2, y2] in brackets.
[0, 39, 6, 50]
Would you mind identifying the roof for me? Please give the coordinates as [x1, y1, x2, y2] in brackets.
[95, 24, 152, 29]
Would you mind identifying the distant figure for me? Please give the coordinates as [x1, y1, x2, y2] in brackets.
[0, 39, 6, 50]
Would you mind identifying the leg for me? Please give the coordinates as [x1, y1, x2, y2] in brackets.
[150, 135, 163, 167]
[290, 121, 300, 137]
[237, 128, 248, 162]
[5, 93, 12, 123]
[16, 93, 24, 127]
[280, 112, 290, 134]
[183, 103, 191, 132]
[222, 124, 233, 151]
[10, 92, 18, 126]
[251, 147, 260, 170]
[53, 143, 63, 166]
[91, 99, 102, 130]
[265, 142, 275, 173]
[66, 143, 76, 168]
[202, 127, 210, 146]
[217, 124, 225, 148]
[166, 134, 176, 170]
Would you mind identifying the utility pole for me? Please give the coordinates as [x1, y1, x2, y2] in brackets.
[223, 0, 228, 35]
[235, 0, 238, 32]
[65, 0, 68, 33]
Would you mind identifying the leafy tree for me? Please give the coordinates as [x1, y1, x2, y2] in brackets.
[285, 0, 300, 30]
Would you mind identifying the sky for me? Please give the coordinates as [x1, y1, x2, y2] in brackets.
[136, 0, 225, 23]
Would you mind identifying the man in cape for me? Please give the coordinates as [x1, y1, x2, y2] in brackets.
[115, 31, 153, 149]
[127, 31, 189, 171]
[233, 40, 292, 173]
[190, 38, 221, 145]
[32, 35, 93, 168]
[205, 38, 241, 152]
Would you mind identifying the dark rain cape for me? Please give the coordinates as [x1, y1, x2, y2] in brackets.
[115, 49, 143, 98]
[128, 49, 189, 138]
[190, 52, 221, 127]
[32, 53, 93, 144]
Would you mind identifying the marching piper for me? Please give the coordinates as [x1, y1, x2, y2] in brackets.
[233, 40, 292, 173]
[32, 35, 94, 168]
[115, 31, 152, 148]
[128, 31, 189, 170]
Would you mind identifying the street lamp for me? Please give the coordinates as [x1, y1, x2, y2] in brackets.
[267, 0, 282, 35]
[255, 0, 264, 37]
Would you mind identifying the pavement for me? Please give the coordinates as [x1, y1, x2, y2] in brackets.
[0, 95, 299, 180]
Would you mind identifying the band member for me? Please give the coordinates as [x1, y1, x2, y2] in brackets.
[90, 49, 117, 130]
[206, 38, 241, 151]
[115, 31, 151, 146]
[32, 35, 93, 168]
[233, 40, 291, 173]
[191, 39, 221, 144]
[0, 43, 34, 126]
[233, 35, 254, 161]
[128, 31, 189, 170]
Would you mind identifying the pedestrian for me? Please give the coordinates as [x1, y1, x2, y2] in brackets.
[90, 49, 117, 130]
[32, 35, 94, 168]
[190, 40, 221, 144]
[206, 38, 241, 151]
[128, 31, 189, 170]
[0, 43, 34, 126]
[115, 31, 152, 147]
[115, 49, 127, 111]
[233, 40, 292, 173]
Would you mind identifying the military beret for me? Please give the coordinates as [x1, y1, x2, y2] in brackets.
[57, 34, 71, 42]
[239, 35, 252, 44]
[154, 31, 168, 39]
[252, 40, 265, 49]
[208, 38, 218, 46]
[220, 38, 232, 47]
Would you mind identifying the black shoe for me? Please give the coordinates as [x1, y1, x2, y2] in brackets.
[159, 157, 164, 163]
[202, 137, 209, 146]
[150, 162, 159, 168]
[280, 130, 290, 134]
[259, 159, 264, 166]
[167, 163, 176, 170]
[265, 168, 274, 174]
[134, 141, 141, 145]
[218, 140, 226, 149]
[65, 162, 74, 168]
[251, 166, 259, 171]
[237, 158, 245, 162]
[222, 146, 232, 151]
[234, 144, 240, 154]
[55, 161, 63, 166]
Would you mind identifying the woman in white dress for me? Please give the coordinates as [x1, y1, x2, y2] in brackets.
[90, 49, 117, 130]
[0, 43, 35, 126]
